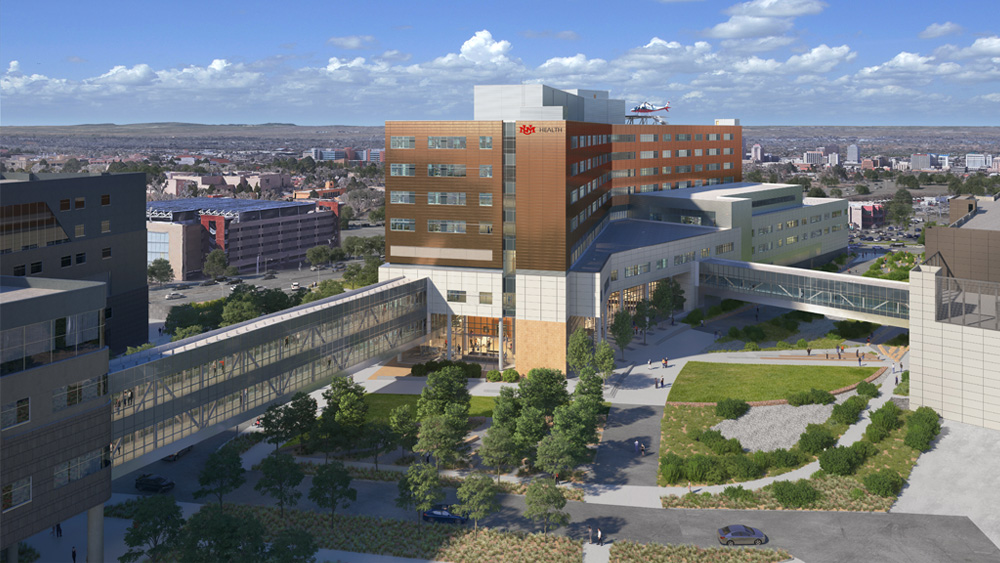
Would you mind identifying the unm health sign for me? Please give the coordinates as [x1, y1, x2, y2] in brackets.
[519, 125, 563, 135]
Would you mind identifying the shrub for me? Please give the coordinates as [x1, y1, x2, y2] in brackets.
[715, 398, 750, 420]
[787, 388, 835, 406]
[833, 320, 877, 340]
[869, 402, 902, 434]
[744, 326, 767, 342]
[770, 479, 820, 508]
[863, 469, 905, 497]
[855, 381, 879, 398]
[850, 440, 878, 460]
[743, 342, 761, 351]
[865, 424, 889, 443]
[687, 428, 705, 442]
[684, 455, 713, 483]
[831, 395, 868, 425]
[502, 368, 520, 383]
[849, 487, 865, 500]
[770, 448, 805, 468]
[704, 457, 731, 484]
[796, 338, 809, 349]
[411, 363, 429, 377]
[901, 370, 910, 383]
[707, 305, 723, 318]
[798, 423, 836, 455]
[885, 333, 909, 346]
[728, 326, 741, 339]
[904, 406, 941, 451]
[779, 317, 800, 333]
[464, 362, 483, 378]
[722, 485, 755, 502]
[819, 446, 862, 476]
[721, 299, 744, 312]
[660, 462, 685, 484]
[725, 455, 762, 480]
[751, 450, 773, 470]
[486, 369, 502, 382]
[776, 340, 793, 350]
[683, 309, 704, 325]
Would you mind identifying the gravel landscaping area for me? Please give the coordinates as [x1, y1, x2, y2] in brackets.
[712, 388, 859, 452]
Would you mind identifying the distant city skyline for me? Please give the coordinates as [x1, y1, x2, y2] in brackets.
[1, 0, 998, 127]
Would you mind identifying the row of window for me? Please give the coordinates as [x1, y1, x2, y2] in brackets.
[753, 225, 844, 255]
[607, 133, 734, 143]
[53, 373, 108, 413]
[570, 193, 611, 232]
[614, 162, 735, 178]
[389, 164, 493, 178]
[390, 191, 494, 206]
[569, 134, 611, 149]
[611, 177, 732, 196]
[611, 242, 736, 281]
[389, 219, 493, 235]
[569, 172, 612, 204]
[53, 447, 109, 489]
[1, 397, 29, 430]
[570, 153, 611, 176]
[390, 136, 493, 150]
[446, 290, 493, 304]
[58, 194, 112, 212]
[11, 247, 113, 276]
[751, 209, 847, 239]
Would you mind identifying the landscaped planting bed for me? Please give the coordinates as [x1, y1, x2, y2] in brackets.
[225, 504, 583, 563]
[609, 540, 791, 563]
[668, 363, 879, 403]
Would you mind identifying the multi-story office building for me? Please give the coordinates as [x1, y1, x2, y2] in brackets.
[912, 153, 932, 171]
[146, 198, 339, 279]
[804, 151, 824, 165]
[965, 153, 991, 170]
[751, 144, 762, 162]
[0, 173, 148, 354]
[1, 277, 111, 563]
[380, 85, 847, 372]
[847, 144, 859, 163]
[849, 202, 886, 230]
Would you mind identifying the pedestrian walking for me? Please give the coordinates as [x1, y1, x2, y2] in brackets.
[634, 439, 640, 454]
[807, 347, 811, 356]
[895, 375, 899, 386]
[892, 362, 896, 374]
[837, 349, 841, 360]
[654, 378, 659, 389]
[597, 528, 604, 546]
[641, 443, 646, 456]
[72, 547, 77, 563]
[660, 377, 665, 388]
[688, 481, 692, 493]
[858, 357, 862, 367]
[56, 523, 62, 537]
[664, 357, 668, 367]
[648, 359, 651, 368]
[588, 525, 593, 544]
[700, 319, 705, 327]
[900, 362, 904, 371]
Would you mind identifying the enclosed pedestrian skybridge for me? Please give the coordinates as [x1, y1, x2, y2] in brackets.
[698, 258, 909, 328]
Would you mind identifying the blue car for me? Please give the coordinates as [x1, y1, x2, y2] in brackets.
[718, 524, 766, 545]
[422, 504, 467, 525]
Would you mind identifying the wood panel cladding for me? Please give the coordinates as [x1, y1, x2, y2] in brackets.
[514, 121, 573, 271]
[384, 121, 503, 269]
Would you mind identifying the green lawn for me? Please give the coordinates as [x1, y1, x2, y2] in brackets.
[667, 361, 879, 402]
[363, 393, 495, 421]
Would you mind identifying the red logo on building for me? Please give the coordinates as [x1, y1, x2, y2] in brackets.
[519, 125, 536, 135]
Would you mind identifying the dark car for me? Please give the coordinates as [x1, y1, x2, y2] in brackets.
[422, 504, 467, 525]
[161, 445, 193, 462]
[135, 474, 175, 493]
[263, 273, 276, 280]
[200, 279, 218, 286]
[718, 524, 766, 546]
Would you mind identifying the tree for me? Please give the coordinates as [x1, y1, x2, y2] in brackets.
[308, 460, 357, 527]
[368, 206, 385, 223]
[454, 472, 500, 531]
[490, 386, 521, 434]
[254, 452, 304, 517]
[514, 405, 547, 465]
[176, 504, 267, 563]
[746, 169, 763, 182]
[892, 187, 913, 206]
[329, 246, 348, 263]
[594, 341, 616, 380]
[396, 462, 444, 523]
[524, 478, 570, 533]
[339, 205, 355, 230]
[574, 367, 604, 404]
[478, 425, 521, 482]
[172, 324, 204, 341]
[300, 279, 345, 304]
[518, 368, 569, 417]
[62, 157, 82, 173]
[119, 494, 184, 563]
[417, 365, 471, 421]
[268, 528, 319, 563]
[414, 412, 466, 467]
[202, 249, 229, 279]
[633, 300, 652, 344]
[220, 299, 261, 327]
[284, 392, 319, 448]
[651, 278, 685, 321]
[830, 188, 843, 198]
[566, 327, 594, 375]
[553, 399, 598, 451]
[308, 189, 320, 198]
[305, 245, 332, 267]
[855, 184, 870, 195]
[261, 404, 294, 451]
[536, 432, 584, 482]
[610, 309, 634, 360]
[917, 221, 936, 245]
[807, 186, 827, 198]
[147, 258, 175, 285]
[389, 404, 419, 454]
[888, 201, 912, 228]
[364, 421, 396, 470]
[194, 446, 246, 504]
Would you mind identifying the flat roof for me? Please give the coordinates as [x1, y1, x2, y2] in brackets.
[0, 285, 62, 305]
[959, 199, 1000, 231]
[572, 219, 724, 273]
[635, 182, 796, 201]
[146, 198, 312, 214]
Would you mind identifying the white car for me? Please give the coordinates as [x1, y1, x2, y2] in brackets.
[165, 292, 184, 300]
[291, 282, 300, 289]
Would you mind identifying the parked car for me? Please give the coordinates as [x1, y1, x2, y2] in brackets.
[175, 284, 192, 290]
[263, 273, 277, 280]
[135, 474, 175, 493]
[200, 279, 218, 286]
[422, 504, 467, 525]
[161, 445, 193, 462]
[165, 292, 185, 300]
[718, 524, 766, 546]
[291, 282, 300, 289]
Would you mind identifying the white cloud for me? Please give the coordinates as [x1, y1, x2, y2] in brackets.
[919, 22, 962, 39]
[705, 15, 792, 39]
[8, 60, 20, 73]
[456, 30, 514, 65]
[721, 36, 796, 52]
[784, 44, 855, 73]
[725, 0, 826, 17]
[93, 64, 155, 85]
[378, 50, 412, 63]
[981, 93, 1000, 102]
[327, 35, 376, 50]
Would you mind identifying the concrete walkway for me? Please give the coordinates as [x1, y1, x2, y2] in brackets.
[590, 405, 664, 487]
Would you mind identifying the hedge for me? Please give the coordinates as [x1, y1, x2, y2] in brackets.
[411, 360, 483, 378]
[787, 388, 835, 406]
[863, 469, 905, 497]
[683, 309, 705, 325]
[715, 398, 750, 419]
[769, 479, 820, 508]
[819, 441, 878, 476]
[502, 368, 521, 382]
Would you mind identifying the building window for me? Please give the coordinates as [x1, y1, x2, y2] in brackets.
[12, 265, 25, 276]
[639, 134, 657, 142]
[707, 163, 720, 171]
[74, 197, 85, 209]
[831, 210, 843, 218]
[53, 448, 109, 489]
[708, 133, 720, 141]
[694, 149, 703, 157]
[701, 248, 710, 258]
[427, 192, 466, 206]
[677, 149, 690, 157]
[662, 166, 672, 175]
[427, 220, 466, 234]
[30, 261, 42, 274]
[479, 292, 493, 304]
[639, 167, 658, 176]
[102, 247, 112, 259]
[694, 164, 703, 172]
[611, 169, 635, 179]
[101, 220, 111, 233]
[447, 290, 467, 303]
[723, 162, 734, 169]
[479, 193, 493, 206]
[610, 269, 618, 281]
[76, 253, 86, 264]
[390, 191, 416, 204]
[723, 133, 733, 140]
[479, 165, 493, 178]
[390, 136, 415, 149]
[389, 163, 416, 177]
[676, 134, 692, 141]
[427, 164, 467, 177]
[723, 148, 734, 155]
[1, 477, 31, 513]
[52, 374, 108, 412]
[75, 224, 85, 237]
[480, 136, 493, 149]
[101, 194, 111, 206]
[716, 242, 735, 255]
[676, 165, 692, 174]
[389, 218, 416, 232]
[1, 397, 30, 429]
[674, 251, 696, 265]
[60, 199, 71, 211]
[147, 231, 169, 263]
[428, 136, 467, 149]
[610, 134, 635, 143]
[61, 255, 72, 267]
[479, 222, 493, 234]
[708, 148, 720, 156]
[610, 152, 636, 161]
[661, 150, 672, 158]
[786, 220, 799, 228]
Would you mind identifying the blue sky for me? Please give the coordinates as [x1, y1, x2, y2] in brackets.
[2, 0, 998, 126]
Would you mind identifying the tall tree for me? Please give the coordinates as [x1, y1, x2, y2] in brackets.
[260, 404, 294, 451]
[220, 299, 261, 326]
[417, 365, 471, 421]
[119, 494, 185, 563]
[363, 421, 396, 471]
[254, 452, 304, 517]
[176, 504, 267, 563]
[478, 425, 521, 482]
[147, 258, 175, 285]
[514, 405, 547, 466]
[414, 413, 465, 468]
[574, 367, 604, 404]
[308, 460, 356, 528]
[651, 278, 685, 321]
[284, 392, 318, 448]
[594, 341, 616, 380]
[490, 386, 522, 435]
[454, 472, 500, 532]
[268, 528, 319, 563]
[202, 249, 229, 279]
[305, 245, 332, 267]
[566, 328, 594, 375]
[610, 309, 634, 360]
[396, 462, 444, 523]
[194, 446, 246, 505]
[518, 368, 569, 417]
[524, 478, 570, 533]
[536, 431, 584, 483]
[389, 404, 419, 455]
